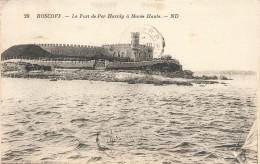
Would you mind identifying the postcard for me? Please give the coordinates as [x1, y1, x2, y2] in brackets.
[0, 0, 259, 163]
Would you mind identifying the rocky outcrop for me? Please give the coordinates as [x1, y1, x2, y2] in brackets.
[1, 62, 52, 72]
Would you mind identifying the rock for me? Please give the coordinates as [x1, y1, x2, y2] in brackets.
[183, 70, 194, 77]
[219, 75, 231, 80]
[191, 80, 219, 84]
[201, 75, 218, 80]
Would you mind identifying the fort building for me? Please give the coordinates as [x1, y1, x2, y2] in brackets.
[35, 32, 153, 62]
[1, 32, 183, 71]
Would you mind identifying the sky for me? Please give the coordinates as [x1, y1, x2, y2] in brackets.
[0, 0, 259, 71]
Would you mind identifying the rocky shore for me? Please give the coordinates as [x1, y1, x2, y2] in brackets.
[1, 68, 231, 86]
[0, 61, 233, 86]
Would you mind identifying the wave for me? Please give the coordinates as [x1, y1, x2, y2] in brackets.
[76, 143, 90, 150]
[215, 144, 238, 148]
[194, 151, 210, 156]
[35, 111, 59, 115]
[88, 157, 102, 162]
[4, 129, 25, 136]
[173, 142, 196, 149]
[204, 153, 218, 159]
[70, 118, 90, 123]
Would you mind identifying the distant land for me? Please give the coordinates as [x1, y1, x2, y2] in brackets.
[194, 70, 256, 75]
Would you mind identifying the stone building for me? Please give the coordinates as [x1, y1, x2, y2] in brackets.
[36, 32, 154, 61]
[102, 32, 153, 61]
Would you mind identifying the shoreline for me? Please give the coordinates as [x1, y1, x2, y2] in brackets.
[1, 69, 229, 86]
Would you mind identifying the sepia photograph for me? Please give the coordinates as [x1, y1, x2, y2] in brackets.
[0, 0, 259, 163]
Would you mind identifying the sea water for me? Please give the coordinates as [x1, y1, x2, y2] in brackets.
[0, 75, 257, 163]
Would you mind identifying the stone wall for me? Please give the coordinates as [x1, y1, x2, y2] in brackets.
[2, 59, 95, 68]
[106, 60, 165, 69]
[1, 59, 181, 71]
[106, 59, 181, 70]
[29, 59, 95, 68]
[37, 44, 111, 58]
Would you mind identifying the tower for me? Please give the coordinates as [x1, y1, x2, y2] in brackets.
[131, 32, 140, 49]
[131, 32, 140, 61]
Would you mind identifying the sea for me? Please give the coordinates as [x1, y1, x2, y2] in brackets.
[0, 75, 258, 164]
